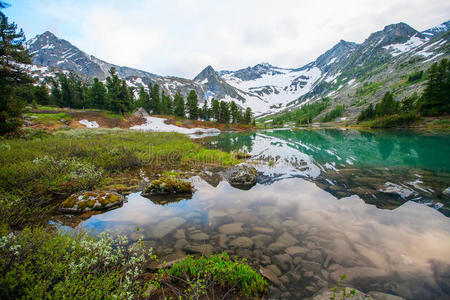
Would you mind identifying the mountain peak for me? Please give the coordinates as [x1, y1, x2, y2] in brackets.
[194, 65, 217, 82]
[364, 22, 421, 48]
[41, 30, 57, 38]
[255, 62, 273, 68]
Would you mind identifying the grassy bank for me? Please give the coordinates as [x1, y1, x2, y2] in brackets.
[0, 227, 267, 299]
[0, 128, 238, 228]
[0, 128, 268, 299]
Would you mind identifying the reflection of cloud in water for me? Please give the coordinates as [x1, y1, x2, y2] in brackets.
[77, 177, 450, 298]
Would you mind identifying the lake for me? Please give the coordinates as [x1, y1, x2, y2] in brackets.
[61, 129, 450, 299]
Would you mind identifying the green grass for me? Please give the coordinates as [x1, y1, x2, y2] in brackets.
[168, 252, 268, 297]
[355, 81, 384, 97]
[102, 111, 126, 120]
[25, 112, 71, 124]
[35, 106, 61, 111]
[0, 129, 238, 228]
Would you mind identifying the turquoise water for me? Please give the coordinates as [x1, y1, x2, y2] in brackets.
[204, 129, 450, 215]
[58, 129, 450, 299]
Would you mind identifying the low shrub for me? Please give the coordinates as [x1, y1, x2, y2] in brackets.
[0, 228, 153, 299]
[322, 105, 345, 122]
[367, 112, 418, 128]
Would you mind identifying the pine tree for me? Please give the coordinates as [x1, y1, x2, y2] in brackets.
[218, 101, 230, 123]
[187, 90, 199, 120]
[150, 83, 161, 114]
[50, 77, 62, 106]
[230, 101, 239, 123]
[89, 78, 107, 109]
[119, 80, 133, 113]
[375, 91, 398, 117]
[211, 98, 220, 121]
[105, 67, 124, 113]
[244, 107, 252, 124]
[137, 86, 150, 111]
[201, 100, 209, 120]
[174, 93, 185, 118]
[160, 91, 172, 115]
[0, 5, 33, 133]
[34, 83, 50, 105]
[420, 59, 450, 115]
[357, 103, 375, 122]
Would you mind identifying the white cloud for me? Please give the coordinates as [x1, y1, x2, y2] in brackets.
[8, 0, 450, 78]
[78, 8, 165, 68]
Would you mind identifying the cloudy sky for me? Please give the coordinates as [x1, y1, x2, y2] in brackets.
[6, 0, 450, 78]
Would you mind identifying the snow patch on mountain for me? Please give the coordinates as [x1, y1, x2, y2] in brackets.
[383, 34, 427, 56]
[221, 66, 321, 108]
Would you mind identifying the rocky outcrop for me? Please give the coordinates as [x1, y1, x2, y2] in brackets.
[59, 191, 124, 214]
[133, 107, 150, 118]
[223, 164, 257, 188]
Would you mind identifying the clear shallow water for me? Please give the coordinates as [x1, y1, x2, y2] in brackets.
[58, 129, 450, 299]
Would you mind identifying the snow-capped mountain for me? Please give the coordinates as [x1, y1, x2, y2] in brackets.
[218, 63, 321, 109]
[25, 20, 449, 118]
[26, 31, 156, 80]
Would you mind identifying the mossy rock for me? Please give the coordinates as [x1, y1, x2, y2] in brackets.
[60, 191, 125, 214]
[141, 176, 194, 197]
[223, 163, 258, 189]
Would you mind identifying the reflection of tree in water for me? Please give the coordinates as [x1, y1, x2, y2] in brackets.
[142, 194, 193, 206]
[206, 129, 450, 172]
[376, 137, 395, 160]
[360, 130, 374, 142]
[204, 132, 256, 153]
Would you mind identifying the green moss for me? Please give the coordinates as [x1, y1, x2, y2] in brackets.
[77, 199, 96, 210]
[61, 195, 78, 208]
[100, 193, 121, 206]
[146, 176, 193, 194]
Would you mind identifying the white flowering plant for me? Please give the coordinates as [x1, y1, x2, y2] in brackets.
[0, 227, 156, 299]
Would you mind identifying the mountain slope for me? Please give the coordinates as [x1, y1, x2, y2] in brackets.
[25, 20, 449, 118]
[25, 32, 268, 112]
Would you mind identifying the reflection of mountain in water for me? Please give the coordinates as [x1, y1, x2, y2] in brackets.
[204, 129, 450, 216]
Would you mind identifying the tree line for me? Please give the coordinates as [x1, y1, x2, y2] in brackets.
[35, 68, 255, 124]
[357, 58, 450, 122]
[0, 3, 253, 134]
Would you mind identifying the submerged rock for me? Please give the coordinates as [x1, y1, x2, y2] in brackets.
[307, 288, 405, 300]
[260, 266, 283, 287]
[224, 163, 258, 188]
[183, 244, 215, 256]
[59, 191, 124, 214]
[229, 236, 254, 248]
[151, 217, 186, 239]
[443, 187, 450, 197]
[218, 222, 244, 234]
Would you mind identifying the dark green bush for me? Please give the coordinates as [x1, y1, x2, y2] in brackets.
[321, 105, 345, 122]
[367, 112, 418, 128]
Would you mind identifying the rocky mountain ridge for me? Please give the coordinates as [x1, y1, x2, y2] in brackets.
[25, 20, 450, 118]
